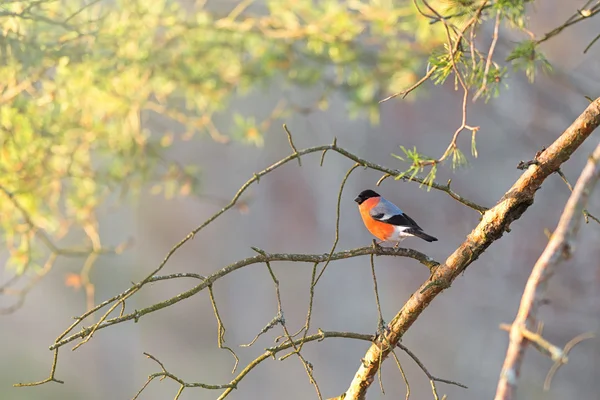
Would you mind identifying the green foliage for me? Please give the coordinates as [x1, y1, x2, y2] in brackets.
[387, 0, 571, 180]
[392, 146, 438, 189]
[506, 40, 553, 83]
[451, 147, 468, 169]
[494, 0, 534, 28]
[0, 0, 586, 277]
[0, 0, 448, 274]
[429, 45, 464, 85]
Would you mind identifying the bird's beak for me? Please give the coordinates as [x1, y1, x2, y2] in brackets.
[354, 196, 360, 203]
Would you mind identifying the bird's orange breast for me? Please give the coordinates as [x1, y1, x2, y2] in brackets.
[358, 198, 395, 241]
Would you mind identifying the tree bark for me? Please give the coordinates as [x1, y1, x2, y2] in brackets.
[337, 98, 600, 400]
[494, 140, 600, 400]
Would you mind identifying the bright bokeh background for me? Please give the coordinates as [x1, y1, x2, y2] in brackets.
[2, 1, 599, 399]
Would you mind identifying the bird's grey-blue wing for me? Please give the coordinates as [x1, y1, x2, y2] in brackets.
[369, 198, 422, 229]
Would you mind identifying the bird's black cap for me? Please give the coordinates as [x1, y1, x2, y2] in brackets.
[354, 189, 380, 205]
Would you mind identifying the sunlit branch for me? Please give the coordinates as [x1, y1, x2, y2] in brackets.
[340, 98, 600, 399]
[495, 140, 600, 400]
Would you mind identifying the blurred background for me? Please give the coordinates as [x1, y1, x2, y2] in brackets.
[1, 0, 599, 399]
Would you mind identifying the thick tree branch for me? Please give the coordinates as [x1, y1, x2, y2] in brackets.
[339, 98, 600, 399]
[494, 141, 600, 400]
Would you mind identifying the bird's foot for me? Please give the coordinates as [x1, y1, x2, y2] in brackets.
[372, 239, 384, 251]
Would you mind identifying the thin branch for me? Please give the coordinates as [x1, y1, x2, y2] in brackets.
[583, 209, 600, 224]
[56, 137, 473, 353]
[283, 124, 302, 166]
[208, 285, 240, 373]
[45, 136, 483, 351]
[241, 259, 285, 348]
[555, 168, 599, 224]
[254, 254, 323, 399]
[543, 331, 595, 391]
[13, 349, 63, 387]
[379, 67, 437, 103]
[314, 163, 361, 284]
[328, 338, 466, 400]
[219, 331, 371, 400]
[473, 10, 501, 102]
[131, 352, 236, 400]
[494, 140, 600, 400]
[397, 342, 468, 390]
[370, 253, 385, 333]
[280, 162, 359, 373]
[48, 246, 439, 351]
[370, 253, 387, 395]
[340, 98, 600, 399]
[29, 131, 476, 389]
[219, 329, 464, 400]
[389, 349, 410, 400]
[320, 140, 487, 212]
[583, 31, 600, 53]
[536, 3, 600, 45]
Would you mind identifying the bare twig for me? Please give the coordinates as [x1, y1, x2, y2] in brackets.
[278, 162, 360, 389]
[208, 285, 240, 373]
[583, 209, 600, 224]
[27, 131, 473, 389]
[397, 342, 468, 391]
[370, 253, 385, 333]
[370, 253, 387, 395]
[48, 246, 439, 351]
[494, 140, 600, 400]
[13, 349, 63, 387]
[315, 163, 361, 285]
[131, 352, 236, 400]
[536, 2, 600, 45]
[255, 254, 323, 399]
[219, 330, 374, 400]
[379, 67, 437, 103]
[54, 136, 477, 354]
[219, 329, 464, 400]
[584, 31, 600, 53]
[242, 258, 285, 348]
[389, 350, 410, 400]
[473, 10, 501, 102]
[340, 98, 600, 399]
[555, 168, 599, 224]
[283, 124, 302, 166]
[543, 331, 595, 391]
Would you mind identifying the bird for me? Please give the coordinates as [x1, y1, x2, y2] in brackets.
[354, 189, 437, 246]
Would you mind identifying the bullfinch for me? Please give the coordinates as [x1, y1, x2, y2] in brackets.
[354, 189, 437, 245]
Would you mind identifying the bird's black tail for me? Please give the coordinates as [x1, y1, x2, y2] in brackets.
[406, 228, 438, 242]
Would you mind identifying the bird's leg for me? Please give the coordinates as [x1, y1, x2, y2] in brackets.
[393, 242, 400, 249]
[372, 239, 384, 250]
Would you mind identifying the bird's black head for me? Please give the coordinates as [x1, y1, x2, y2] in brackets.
[354, 189, 380, 205]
